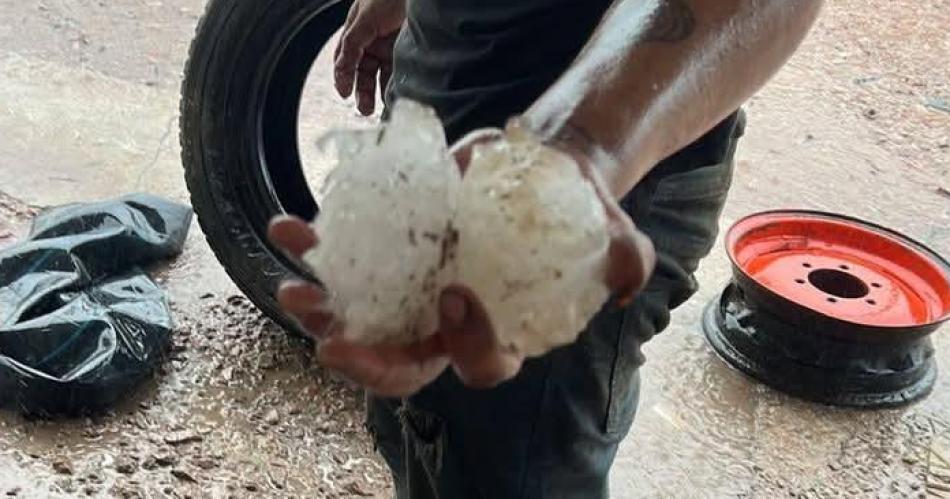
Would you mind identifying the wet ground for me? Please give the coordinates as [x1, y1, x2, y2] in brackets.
[0, 0, 948, 497]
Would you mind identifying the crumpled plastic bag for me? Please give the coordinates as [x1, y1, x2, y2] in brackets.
[0, 193, 191, 416]
[304, 100, 610, 357]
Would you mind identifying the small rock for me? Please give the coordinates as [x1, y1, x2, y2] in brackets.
[52, 459, 74, 475]
[192, 456, 216, 470]
[114, 455, 138, 475]
[288, 405, 302, 416]
[83, 485, 99, 496]
[828, 461, 842, 471]
[56, 478, 77, 494]
[171, 468, 198, 483]
[164, 431, 203, 446]
[936, 187, 950, 199]
[244, 483, 259, 492]
[153, 452, 178, 467]
[110, 485, 145, 499]
[344, 481, 373, 497]
[902, 454, 918, 465]
[863, 108, 878, 120]
[264, 409, 280, 426]
[5, 487, 21, 496]
[200, 293, 215, 299]
[910, 481, 921, 490]
[260, 355, 277, 370]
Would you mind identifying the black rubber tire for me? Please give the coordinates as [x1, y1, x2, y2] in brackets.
[180, 0, 352, 334]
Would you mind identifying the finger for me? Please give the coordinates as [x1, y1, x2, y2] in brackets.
[355, 56, 380, 116]
[449, 128, 504, 173]
[606, 221, 656, 306]
[334, 2, 359, 61]
[318, 335, 448, 397]
[335, 19, 376, 99]
[379, 62, 393, 99]
[375, 33, 397, 95]
[438, 286, 522, 389]
[268, 215, 318, 259]
[566, 154, 657, 304]
[276, 280, 327, 316]
[276, 280, 336, 336]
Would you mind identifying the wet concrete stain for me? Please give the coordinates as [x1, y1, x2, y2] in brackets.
[0, 0, 948, 497]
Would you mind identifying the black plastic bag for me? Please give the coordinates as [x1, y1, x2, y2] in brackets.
[0, 194, 192, 416]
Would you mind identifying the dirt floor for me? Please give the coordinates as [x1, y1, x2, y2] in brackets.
[0, 0, 948, 497]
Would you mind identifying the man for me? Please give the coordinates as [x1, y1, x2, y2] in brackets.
[269, 0, 822, 497]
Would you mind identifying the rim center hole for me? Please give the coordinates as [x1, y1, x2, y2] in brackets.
[808, 268, 869, 299]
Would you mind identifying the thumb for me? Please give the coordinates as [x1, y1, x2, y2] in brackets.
[438, 286, 522, 389]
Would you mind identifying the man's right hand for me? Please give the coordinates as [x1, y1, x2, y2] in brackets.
[334, 0, 406, 116]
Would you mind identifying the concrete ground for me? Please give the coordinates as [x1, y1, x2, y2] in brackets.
[0, 0, 948, 497]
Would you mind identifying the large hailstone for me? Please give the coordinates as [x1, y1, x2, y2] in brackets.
[454, 123, 611, 357]
[303, 100, 610, 356]
[302, 100, 461, 345]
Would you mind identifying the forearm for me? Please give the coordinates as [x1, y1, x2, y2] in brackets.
[525, 0, 823, 197]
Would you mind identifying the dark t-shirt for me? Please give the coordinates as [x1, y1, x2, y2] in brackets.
[387, 0, 741, 174]
[388, 0, 613, 142]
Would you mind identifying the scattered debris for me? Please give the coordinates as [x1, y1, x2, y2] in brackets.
[163, 431, 203, 446]
[153, 452, 178, 467]
[344, 481, 375, 497]
[170, 468, 198, 483]
[114, 455, 138, 475]
[853, 75, 881, 85]
[192, 456, 217, 470]
[51, 459, 74, 475]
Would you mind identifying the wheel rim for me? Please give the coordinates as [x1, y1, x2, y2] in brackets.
[702, 210, 950, 407]
[726, 210, 950, 330]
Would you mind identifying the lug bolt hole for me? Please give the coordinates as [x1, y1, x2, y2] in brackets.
[809, 269, 870, 299]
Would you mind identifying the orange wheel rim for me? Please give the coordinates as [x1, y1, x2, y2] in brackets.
[726, 211, 950, 329]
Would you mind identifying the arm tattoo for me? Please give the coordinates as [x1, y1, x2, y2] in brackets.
[643, 0, 696, 43]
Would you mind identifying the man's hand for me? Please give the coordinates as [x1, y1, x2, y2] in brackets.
[333, 0, 406, 116]
[269, 216, 452, 397]
[268, 131, 655, 396]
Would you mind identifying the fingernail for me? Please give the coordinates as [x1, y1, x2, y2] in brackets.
[440, 292, 468, 326]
